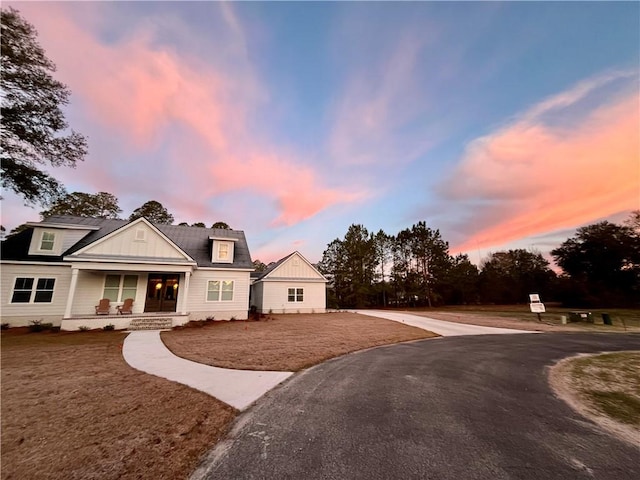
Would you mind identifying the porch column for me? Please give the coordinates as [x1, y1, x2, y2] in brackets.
[64, 268, 80, 318]
[180, 271, 191, 315]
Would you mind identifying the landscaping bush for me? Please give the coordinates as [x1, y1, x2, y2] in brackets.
[28, 320, 44, 333]
[103, 323, 115, 331]
[1, 323, 10, 330]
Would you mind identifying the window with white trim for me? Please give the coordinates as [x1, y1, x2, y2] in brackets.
[288, 288, 304, 302]
[103, 274, 138, 302]
[11, 277, 56, 303]
[207, 280, 234, 301]
[40, 231, 55, 251]
[212, 240, 234, 263]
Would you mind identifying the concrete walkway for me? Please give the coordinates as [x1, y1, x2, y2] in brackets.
[353, 310, 537, 336]
[122, 330, 293, 411]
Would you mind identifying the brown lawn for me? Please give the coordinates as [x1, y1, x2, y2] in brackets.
[2, 312, 435, 480]
[1, 328, 236, 480]
[407, 308, 640, 333]
[162, 312, 438, 371]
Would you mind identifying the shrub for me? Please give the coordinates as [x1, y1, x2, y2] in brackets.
[41, 323, 53, 331]
[28, 319, 44, 332]
[78, 325, 90, 331]
[1, 323, 10, 330]
[103, 323, 115, 331]
[205, 316, 215, 322]
[230, 316, 237, 321]
[51, 326, 61, 333]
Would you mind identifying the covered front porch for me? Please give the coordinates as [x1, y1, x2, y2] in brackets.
[63, 260, 196, 320]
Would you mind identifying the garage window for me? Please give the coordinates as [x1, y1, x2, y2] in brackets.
[288, 288, 303, 302]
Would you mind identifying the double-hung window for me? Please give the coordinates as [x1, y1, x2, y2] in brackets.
[11, 277, 56, 303]
[207, 280, 234, 301]
[103, 275, 138, 302]
[40, 232, 55, 251]
[288, 288, 304, 302]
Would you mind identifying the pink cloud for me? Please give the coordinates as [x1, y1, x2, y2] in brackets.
[328, 32, 435, 167]
[11, 3, 354, 228]
[447, 75, 639, 254]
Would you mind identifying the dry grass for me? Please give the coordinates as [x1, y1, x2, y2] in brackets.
[407, 307, 640, 333]
[1, 328, 236, 480]
[162, 312, 438, 371]
[549, 352, 640, 446]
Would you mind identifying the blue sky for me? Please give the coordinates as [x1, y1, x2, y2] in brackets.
[3, 1, 639, 265]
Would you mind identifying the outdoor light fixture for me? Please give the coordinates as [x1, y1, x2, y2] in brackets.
[155, 282, 162, 290]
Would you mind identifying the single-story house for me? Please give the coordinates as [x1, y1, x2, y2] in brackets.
[250, 251, 327, 314]
[0, 215, 325, 330]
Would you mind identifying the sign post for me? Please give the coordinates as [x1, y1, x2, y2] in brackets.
[529, 294, 545, 322]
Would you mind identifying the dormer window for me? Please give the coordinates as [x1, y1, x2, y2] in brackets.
[218, 243, 230, 260]
[40, 232, 55, 251]
[209, 236, 237, 263]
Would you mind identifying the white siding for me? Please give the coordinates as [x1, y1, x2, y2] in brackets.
[0, 263, 71, 326]
[186, 270, 250, 320]
[269, 253, 324, 280]
[28, 228, 65, 256]
[258, 281, 326, 314]
[79, 223, 187, 259]
[61, 229, 93, 253]
[70, 271, 146, 316]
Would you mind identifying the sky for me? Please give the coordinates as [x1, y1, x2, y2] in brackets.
[2, 1, 639, 266]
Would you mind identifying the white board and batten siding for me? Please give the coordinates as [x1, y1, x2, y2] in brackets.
[253, 252, 327, 314]
[0, 263, 72, 326]
[187, 270, 251, 320]
[77, 221, 189, 260]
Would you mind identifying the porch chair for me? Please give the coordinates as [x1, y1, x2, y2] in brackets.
[117, 298, 134, 315]
[95, 298, 111, 315]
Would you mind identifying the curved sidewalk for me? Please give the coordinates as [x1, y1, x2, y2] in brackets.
[353, 310, 538, 336]
[122, 330, 293, 411]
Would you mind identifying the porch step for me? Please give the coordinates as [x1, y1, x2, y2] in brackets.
[128, 318, 173, 331]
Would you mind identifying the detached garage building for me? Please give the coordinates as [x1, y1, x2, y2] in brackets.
[251, 252, 327, 314]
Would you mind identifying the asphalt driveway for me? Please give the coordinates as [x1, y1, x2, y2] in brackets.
[192, 333, 640, 480]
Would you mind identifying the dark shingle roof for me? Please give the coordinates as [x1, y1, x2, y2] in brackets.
[1, 216, 253, 269]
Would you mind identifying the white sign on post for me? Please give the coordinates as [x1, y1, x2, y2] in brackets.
[529, 293, 545, 319]
[530, 303, 546, 313]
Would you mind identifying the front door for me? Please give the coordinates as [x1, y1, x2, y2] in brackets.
[144, 274, 179, 312]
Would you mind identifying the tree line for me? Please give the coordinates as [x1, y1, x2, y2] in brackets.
[317, 213, 640, 309]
